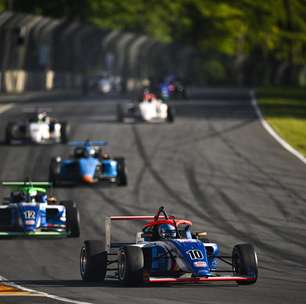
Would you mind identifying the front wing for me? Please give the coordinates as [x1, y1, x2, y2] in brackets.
[0, 231, 68, 238]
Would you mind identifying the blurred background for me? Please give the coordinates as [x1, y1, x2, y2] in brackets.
[0, 0, 306, 94]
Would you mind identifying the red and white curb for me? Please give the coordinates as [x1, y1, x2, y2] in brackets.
[250, 90, 306, 165]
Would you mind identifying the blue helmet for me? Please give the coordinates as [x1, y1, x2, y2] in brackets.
[158, 224, 177, 239]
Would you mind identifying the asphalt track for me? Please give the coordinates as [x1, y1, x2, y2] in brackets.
[0, 89, 305, 304]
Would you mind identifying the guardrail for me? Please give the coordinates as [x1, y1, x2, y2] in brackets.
[0, 11, 197, 94]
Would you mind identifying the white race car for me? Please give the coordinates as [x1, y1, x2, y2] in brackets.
[5, 112, 70, 144]
[117, 93, 175, 123]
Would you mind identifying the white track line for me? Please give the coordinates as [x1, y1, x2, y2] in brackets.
[0, 103, 14, 114]
[0, 275, 93, 304]
[250, 90, 306, 165]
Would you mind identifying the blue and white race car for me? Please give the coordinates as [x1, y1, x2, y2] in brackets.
[80, 206, 258, 285]
[49, 141, 127, 186]
[0, 181, 80, 238]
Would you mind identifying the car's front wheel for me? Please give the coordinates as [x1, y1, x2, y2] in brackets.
[118, 246, 144, 285]
[232, 243, 258, 285]
[80, 240, 107, 282]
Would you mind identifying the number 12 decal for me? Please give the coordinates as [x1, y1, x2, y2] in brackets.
[24, 210, 36, 220]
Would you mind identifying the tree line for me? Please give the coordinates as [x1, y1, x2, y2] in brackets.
[1, 0, 306, 86]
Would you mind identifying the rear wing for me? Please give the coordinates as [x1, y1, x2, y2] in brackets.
[69, 140, 108, 147]
[105, 216, 166, 253]
[2, 182, 52, 187]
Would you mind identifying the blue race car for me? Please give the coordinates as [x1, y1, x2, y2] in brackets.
[49, 140, 127, 186]
[80, 206, 258, 285]
[0, 181, 80, 237]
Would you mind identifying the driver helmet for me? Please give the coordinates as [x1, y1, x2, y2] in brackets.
[26, 189, 37, 202]
[84, 146, 96, 158]
[38, 112, 48, 122]
[158, 223, 177, 239]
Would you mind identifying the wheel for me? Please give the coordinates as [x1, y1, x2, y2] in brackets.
[5, 123, 14, 144]
[60, 122, 70, 143]
[232, 243, 258, 285]
[61, 200, 80, 238]
[115, 157, 128, 186]
[80, 240, 107, 282]
[166, 105, 175, 123]
[118, 246, 144, 285]
[49, 157, 61, 186]
[116, 104, 124, 122]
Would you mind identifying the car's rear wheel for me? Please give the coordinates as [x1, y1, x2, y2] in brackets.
[115, 157, 128, 186]
[167, 106, 175, 123]
[118, 246, 144, 285]
[116, 104, 124, 122]
[60, 122, 70, 143]
[61, 200, 80, 238]
[49, 157, 61, 186]
[80, 240, 107, 282]
[5, 123, 14, 144]
[232, 243, 258, 285]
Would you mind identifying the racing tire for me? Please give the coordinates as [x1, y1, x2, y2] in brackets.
[118, 246, 144, 285]
[5, 123, 14, 145]
[49, 157, 61, 187]
[80, 240, 107, 282]
[61, 200, 80, 238]
[167, 106, 175, 123]
[115, 157, 128, 186]
[116, 104, 124, 122]
[232, 243, 258, 285]
[60, 122, 70, 144]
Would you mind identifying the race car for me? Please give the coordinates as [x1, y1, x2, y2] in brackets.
[160, 75, 187, 100]
[0, 181, 80, 237]
[80, 206, 258, 285]
[5, 111, 70, 144]
[116, 92, 175, 123]
[49, 140, 127, 186]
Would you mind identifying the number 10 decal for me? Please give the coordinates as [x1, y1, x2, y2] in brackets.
[187, 249, 204, 260]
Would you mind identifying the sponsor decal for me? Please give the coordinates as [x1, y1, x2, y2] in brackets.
[25, 220, 35, 225]
[194, 261, 207, 267]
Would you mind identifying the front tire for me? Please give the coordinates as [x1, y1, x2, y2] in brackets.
[232, 243, 258, 285]
[60, 122, 70, 144]
[80, 240, 107, 282]
[118, 246, 144, 285]
[49, 157, 61, 186]
[5, 123, 14, 144]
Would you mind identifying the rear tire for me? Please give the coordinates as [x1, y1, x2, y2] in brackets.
[118, 246, 144, 285]
[49, 157, 61, 186]
[61, 200, 80, 238]
[116, 104, 124, 122]
[60, 122, 70, 144]
[5, 123, 14, 144]
[167, 106, 175, 123]
[232, 243, 258, 285]
[115, 157, 128, 186]
[80, 240, 107, 282]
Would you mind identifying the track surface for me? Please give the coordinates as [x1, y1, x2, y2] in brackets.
[0, 90, 305, 304]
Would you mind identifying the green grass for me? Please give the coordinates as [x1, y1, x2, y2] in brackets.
[257, 90, 306, 157]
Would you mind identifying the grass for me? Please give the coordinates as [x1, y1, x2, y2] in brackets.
[256, 88, 306, 157]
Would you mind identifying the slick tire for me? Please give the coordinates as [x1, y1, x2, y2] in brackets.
[232, 243, 258, 285]
[49, 157, 61, 186]
[115, 157, 128, 186]
[61, 200, 80, 238]
[60, 122, 70, 144]
[80, 240, 107, 282]
[118, 246, 144, 285]
[5, 123, 14, 145]
[167, 106, 175, 123]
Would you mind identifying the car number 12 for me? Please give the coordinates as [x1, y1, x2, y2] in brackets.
[24, 210, 36, 219]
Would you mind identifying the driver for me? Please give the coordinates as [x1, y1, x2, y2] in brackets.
[158, 223, 177, 240]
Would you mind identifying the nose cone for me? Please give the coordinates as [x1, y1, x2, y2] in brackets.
[82, 175, 94, 183]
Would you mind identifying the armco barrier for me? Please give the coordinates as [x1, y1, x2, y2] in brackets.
[0, 11, 197, 93]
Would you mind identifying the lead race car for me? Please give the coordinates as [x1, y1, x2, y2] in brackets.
[117, 91, 175, 123]
[80, 206, 258, 285]
[49, 140, 127, 186]
[5, 110, 70, 144]
[0, 181, 80, 237]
